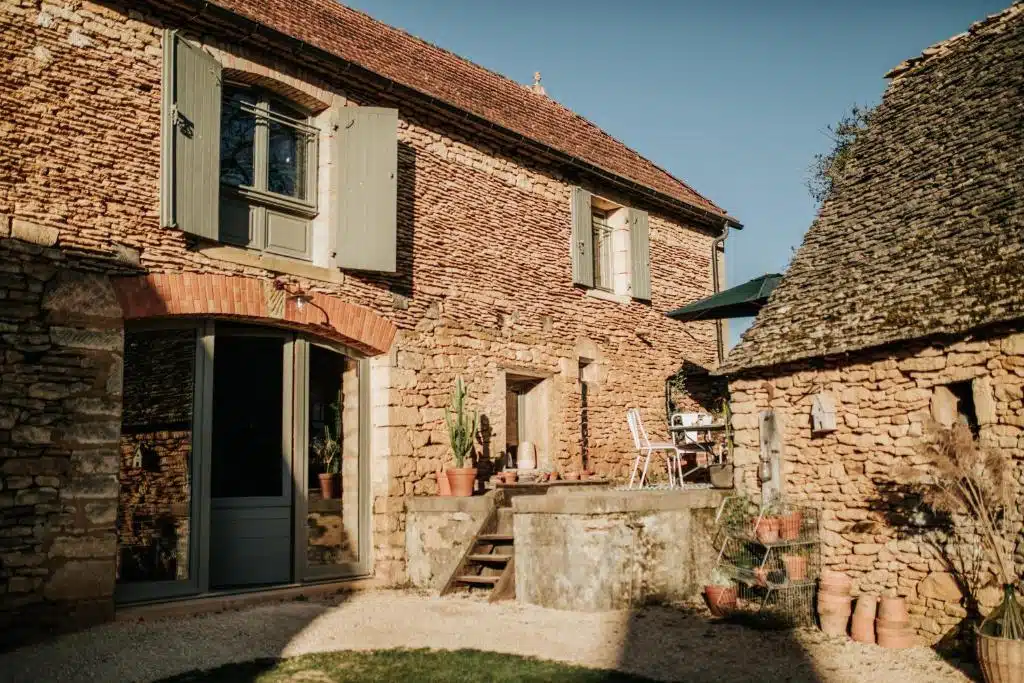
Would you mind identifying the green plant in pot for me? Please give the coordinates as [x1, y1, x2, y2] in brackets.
[312, 424, 340, 500]
[704, 567, 737, 617]
[444, 376, 479, 497]
[903, 422, 1022, 683]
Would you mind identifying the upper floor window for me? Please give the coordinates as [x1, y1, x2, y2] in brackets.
[571, 186, 651, 301]
[219, 84, 319, 260]
[161, 31, 400, 274]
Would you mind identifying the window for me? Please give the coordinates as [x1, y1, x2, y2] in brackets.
[591, 209, 614, 292]
[570, 186, 651, 300]
[219, 84, 319, 260]
[163, 31, 400, 273]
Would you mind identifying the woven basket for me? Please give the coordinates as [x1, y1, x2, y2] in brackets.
[977, 628, 1024, 683]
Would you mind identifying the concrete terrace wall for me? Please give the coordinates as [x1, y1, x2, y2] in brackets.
[0, 0, 721, 638]
[727, 322, 1024, 644]
[513, 489, 724, 610]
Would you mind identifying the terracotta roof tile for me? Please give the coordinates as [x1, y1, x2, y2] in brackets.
[721, 4, 1024, 374]
[206, 0, 735, 223]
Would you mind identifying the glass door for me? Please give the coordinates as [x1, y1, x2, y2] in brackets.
[294, 339, 370, 581]
[208, 326, 294, 588]
[116, 324, 206, 602]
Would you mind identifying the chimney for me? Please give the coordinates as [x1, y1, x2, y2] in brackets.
[529, 71, 547, 96]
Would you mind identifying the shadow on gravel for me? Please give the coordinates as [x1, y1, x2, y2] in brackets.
[615, 604, 825, 683]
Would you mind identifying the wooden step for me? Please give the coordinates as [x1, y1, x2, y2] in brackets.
[467, 554, 511, 564]
[456, 575, 500, 586]
[477, 534, 514, 542]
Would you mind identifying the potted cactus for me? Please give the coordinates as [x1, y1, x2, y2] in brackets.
[444, 377, 479, 497]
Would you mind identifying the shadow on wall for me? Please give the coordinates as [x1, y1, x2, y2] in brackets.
[667, 360, 730, 416]
[869, 478, 986, 680]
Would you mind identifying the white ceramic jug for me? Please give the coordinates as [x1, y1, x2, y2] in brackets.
[517, 441, 537, 470]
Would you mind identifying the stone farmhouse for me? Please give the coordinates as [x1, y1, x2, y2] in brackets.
[0, 0, 738, 644]
[721, 4, 1024, 644]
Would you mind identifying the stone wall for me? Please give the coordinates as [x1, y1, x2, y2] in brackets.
[0, 0, 721, 629]
[0, 226, 124, 647]
[513, 489, 724, 610]
[727, 322, 1024, 644]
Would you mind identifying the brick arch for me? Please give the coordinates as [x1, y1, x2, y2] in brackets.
[112, 273, 396, 356]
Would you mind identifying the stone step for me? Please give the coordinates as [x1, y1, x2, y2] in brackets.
[467, 554, 511, 564]
[456, 575, 500, 586]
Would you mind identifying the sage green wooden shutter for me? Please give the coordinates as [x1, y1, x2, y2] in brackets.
[630, 208, 651, 300]
[161, 30, 221, 239]
[334, 107, 398, 272]
[571, 186, 593, 287]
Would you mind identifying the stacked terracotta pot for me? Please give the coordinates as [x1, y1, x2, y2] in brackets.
[851, 594, 878, 644]
[818, 570, 853, 636]
[876, 596, 914, 648]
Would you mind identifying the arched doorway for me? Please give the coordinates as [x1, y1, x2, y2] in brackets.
[115, 319, 369, 603]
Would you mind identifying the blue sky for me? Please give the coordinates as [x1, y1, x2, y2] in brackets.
[344, 0, 1008, 344]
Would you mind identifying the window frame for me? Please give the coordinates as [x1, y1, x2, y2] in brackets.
[590, 207, 616, 293]
[219, 83, 320, 261]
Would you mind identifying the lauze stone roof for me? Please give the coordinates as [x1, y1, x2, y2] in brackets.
[204, 0, 736, 224]
[722, 4, 1024, 375]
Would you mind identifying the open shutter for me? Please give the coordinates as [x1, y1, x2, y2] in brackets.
[629, 208, 651, 300]
[161, 30, 221, 239]
[334, 107, 398, 272]
[571, 186, 594, 287]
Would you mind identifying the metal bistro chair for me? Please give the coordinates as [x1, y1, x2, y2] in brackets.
[627, 408, 683, 489]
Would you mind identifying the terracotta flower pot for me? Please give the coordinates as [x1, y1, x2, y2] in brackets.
[851, 594, 878, 644]
[755, 517, 780, 544]
[318, 473, 337, 499]
[436, 470, 452, 496]
[820, 612, 850, 637]
[876, 624, 914, 649]
[819, 571, 853, 595]
[783, 554, 808, 582]
[502, 471, 518, 484]
[878, 596, 909, 623]
[704, 584, 737, 617]
[565, 471, 581, 481]
[753, 567, 769, 587]
[818, 594, 853, 615]
[977, 626, 1024, 683]
[778, 511, 803, 540]
[446, 468, 478, 497]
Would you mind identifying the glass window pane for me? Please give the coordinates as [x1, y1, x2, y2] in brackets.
[211, 335, 285, 498]
[220, 89, 256, 187]
[268, 118, 307, 199]
[307, 347, 359, 569]
[592, 212, 614, 291]
[117, 328, 195, 584]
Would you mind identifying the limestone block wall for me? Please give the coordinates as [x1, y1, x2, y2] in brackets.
[0, 231, 124, 647]
[1, 0, 721, 600]
[727, 322, 1024, 643]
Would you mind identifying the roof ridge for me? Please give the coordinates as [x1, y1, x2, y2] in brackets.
[328, 0, 723, 213]
[885, 1, 1023, 80]
[204, 0, 736, 222]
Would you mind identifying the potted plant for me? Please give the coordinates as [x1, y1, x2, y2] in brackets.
[704, 567, 738, 617]
[903, 422, 1022, 683]
[311, 424, 340, 499]
[444, 376, 479, 497]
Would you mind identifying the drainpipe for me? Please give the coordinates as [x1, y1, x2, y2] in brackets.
[711, 221, 730, 364]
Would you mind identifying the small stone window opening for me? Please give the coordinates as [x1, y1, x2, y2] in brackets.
[937, 382, 983, 436]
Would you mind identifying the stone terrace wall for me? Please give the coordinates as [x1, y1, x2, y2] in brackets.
[1, 0, 720, 595]
[728, 322, 1024, 644]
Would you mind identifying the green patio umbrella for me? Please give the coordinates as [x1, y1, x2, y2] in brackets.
[666, 273, 783, 322]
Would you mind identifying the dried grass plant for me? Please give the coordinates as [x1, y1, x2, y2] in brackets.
[901, 420, 1022, 639]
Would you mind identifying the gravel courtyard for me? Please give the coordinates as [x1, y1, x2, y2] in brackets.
[0, 590, 978, 683]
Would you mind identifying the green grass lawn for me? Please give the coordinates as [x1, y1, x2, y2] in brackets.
[155, 648, 659, 682]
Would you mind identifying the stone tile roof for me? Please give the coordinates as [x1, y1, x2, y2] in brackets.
[721, 3, 1024, 375]
[205, 0, 737, 224]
